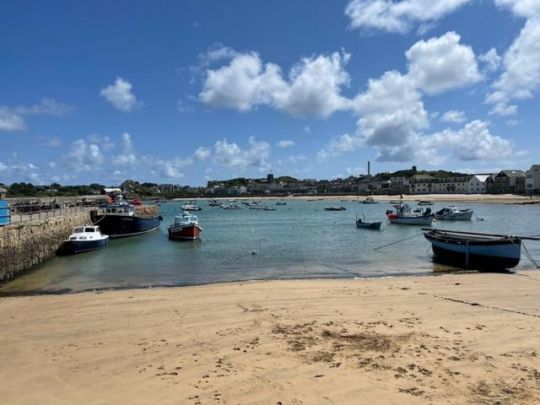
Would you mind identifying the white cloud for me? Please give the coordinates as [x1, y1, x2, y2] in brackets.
[12, 98, 72, 116]
[345, 0, 471, 34]
[276, 140, 294, 148]
[38, 136, 63, 147]
[406, 32, 481, 95]
[100, 77, 140, 112]
[65, 139, 105, 172]
[212, 136, 270, 170]
[0, 98, 71, 132]
[114, 132, 137, 166]
[495, 0, 540, 18]
[199, 51, 351, 118]
[355, 70, 428, 147]
[479, 48, 502, 73]
[0, 108, 26, 131]
[193, 146, 211, 160]
[425, 120, 514, 161]
[440, 110, 466, 123]
[486, 18, 540, 115]
[318, 132, 366, 160]
[0, 155, 41, 182]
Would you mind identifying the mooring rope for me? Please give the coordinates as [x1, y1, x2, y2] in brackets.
[373, 232, 423, 251]
[522, 241, 540, 268]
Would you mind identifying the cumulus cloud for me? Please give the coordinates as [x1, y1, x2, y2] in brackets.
[0, 155, 41, 182]
[406, 32, 481, 95]
[440, 110, 467, 123]
[495, 0, 540, 18]
[193, 146, 211, 160]
[100, 77, 140, 112]
[212, 136, 270, 170]
[114, 132, 137, 166]
[276, 140, 294, 148]
[0, 108, 26, 131]
[486, 18, 540, 116]
[344, 0, 471, 34]
[479, 48, 502, 73]
[199, 51, 351, 118]
[317, 32, 515, 165]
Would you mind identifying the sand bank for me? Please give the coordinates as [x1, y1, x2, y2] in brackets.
[191, 194, 540, 204]
[1, 272, 540, 404]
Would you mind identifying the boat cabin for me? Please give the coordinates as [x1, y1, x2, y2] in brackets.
[174, 212, 198, 226]
[68, 225, 104, 240]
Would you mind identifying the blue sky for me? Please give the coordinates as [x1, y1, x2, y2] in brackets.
[1, 0, 540, 186]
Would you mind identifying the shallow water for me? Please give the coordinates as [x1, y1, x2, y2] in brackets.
[2, 200, 540, 294]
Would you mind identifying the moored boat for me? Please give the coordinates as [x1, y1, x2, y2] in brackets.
[90, 202, 162, 238]
[435, 206, 473, 221]
[417, 200, 434, 206]
[221, 202, 241, 210]
[356, 218, 383, 230]
[208, 199, 221, 207]
[324, 206, 346, 211]
[360, 196, 378, 204]
[386, 203, 434, 225]
[168, 211, 202, 240]
[61, 225, 109, 254]
[181, 203, 201, 211]
[422, 228, 537, 269]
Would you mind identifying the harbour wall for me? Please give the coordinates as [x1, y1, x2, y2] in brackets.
[0, 211, 91, 281]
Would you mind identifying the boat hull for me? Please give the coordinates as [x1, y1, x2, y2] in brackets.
[356, 220, 383, 230]
[425, 233, 521, 269]
[61, 238, 109, 254]
[387, 214, 434, 225]
[168, 224, 202, 240]
[90, 213, 161, 238]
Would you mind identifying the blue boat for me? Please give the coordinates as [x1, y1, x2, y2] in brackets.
[90, 202, 162, 238]
[422, 228, 538, 269]
[61, 225, 109, 254]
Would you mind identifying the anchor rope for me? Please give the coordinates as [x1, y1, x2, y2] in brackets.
[373, 232, 422, 251]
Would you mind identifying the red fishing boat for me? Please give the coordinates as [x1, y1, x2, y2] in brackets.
[168, 211, 202, 240]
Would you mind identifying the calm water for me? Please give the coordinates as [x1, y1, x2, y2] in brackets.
[2, 200, 540, 294]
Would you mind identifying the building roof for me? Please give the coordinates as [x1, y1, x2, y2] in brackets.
[499, 170, 525, 178]
[472, 174, 490, 182]
[0, 187, 7, 193]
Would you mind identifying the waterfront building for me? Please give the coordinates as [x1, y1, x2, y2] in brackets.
[526, 165, 540, 194]
[467, 175, 490, 194]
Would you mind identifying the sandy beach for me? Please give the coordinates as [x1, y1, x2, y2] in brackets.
[191, 194, 540, 205]
[1, 272, 539, 404]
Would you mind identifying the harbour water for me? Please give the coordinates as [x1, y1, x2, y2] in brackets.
[2, 200, 540, 295]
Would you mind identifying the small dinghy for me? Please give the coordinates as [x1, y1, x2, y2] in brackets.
[356, 218, 383, 230]
[324, 206, 346, 211]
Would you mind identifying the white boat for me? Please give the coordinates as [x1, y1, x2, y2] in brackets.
[417, 200, 434, 206]
[181, 204, 201, 211]
[61, 225, 109, 254]
[422, 229, 538, 269]
[360, 196, 378, 204]
[435, 206, 473, 221]
[386, 203, 434, 225]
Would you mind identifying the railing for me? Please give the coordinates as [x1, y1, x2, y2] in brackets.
[8, 202, 98, 224]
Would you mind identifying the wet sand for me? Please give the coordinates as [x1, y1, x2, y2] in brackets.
[1, 272, 539, 404]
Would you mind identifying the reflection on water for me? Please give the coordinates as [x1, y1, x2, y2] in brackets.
[2, 200, 539, 294]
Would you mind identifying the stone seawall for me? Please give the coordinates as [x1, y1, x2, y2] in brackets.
[0, 211, 91, 281]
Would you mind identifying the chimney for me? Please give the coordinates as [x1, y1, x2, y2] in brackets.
[368, 161, 371, 177]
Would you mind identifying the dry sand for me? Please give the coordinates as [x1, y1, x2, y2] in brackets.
[1, 272, 540, 404]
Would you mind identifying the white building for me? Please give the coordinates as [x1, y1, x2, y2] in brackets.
[467, 174, 489, 194]
[526, 164, 540, 194]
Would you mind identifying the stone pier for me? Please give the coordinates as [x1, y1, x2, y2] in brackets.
[0, 210, 91, 281]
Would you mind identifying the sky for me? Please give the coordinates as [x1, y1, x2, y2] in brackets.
[1, 0, 540, 186]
